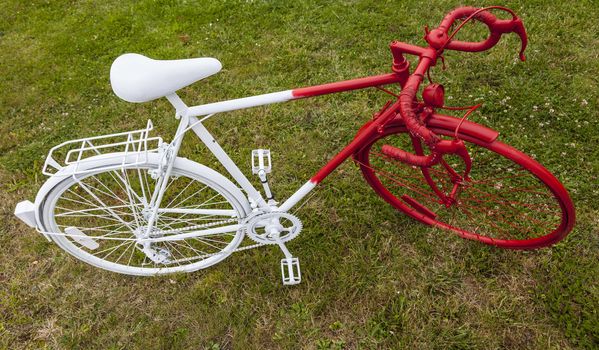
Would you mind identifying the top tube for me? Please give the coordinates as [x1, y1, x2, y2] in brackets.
[185, 73, 407, 118]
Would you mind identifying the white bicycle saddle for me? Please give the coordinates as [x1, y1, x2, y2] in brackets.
[110, 53, 222, 103]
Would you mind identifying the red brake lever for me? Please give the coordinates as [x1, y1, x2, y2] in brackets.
[433, 139, 472, 181]
[512, 18, 528, 61]
[490, 15, 528, 61]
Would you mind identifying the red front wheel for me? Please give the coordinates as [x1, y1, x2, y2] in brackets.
[354, 121, 575, 249]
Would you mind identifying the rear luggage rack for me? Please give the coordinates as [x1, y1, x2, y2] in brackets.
[42, 120, 163, 176]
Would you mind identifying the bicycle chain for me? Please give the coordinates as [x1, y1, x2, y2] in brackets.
[150, 216, 269, 260]
[186, 211, 304, 259]
[151, 218, 239, 235]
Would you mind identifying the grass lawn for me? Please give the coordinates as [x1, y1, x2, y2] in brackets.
[1, 0, 597, 348]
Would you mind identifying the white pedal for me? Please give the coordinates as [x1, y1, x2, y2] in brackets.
[252, 149, 272, 175]
[281, 257, 301, 285]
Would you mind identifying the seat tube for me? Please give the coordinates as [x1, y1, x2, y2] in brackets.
[189, 116, 269, 210]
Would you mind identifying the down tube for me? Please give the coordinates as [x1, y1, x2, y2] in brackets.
[279, 101, 399, 212]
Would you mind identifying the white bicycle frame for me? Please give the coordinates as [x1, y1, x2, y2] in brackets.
[139, 91, 316, 243]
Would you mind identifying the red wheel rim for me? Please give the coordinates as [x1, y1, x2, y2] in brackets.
[355, 123, 575, 249]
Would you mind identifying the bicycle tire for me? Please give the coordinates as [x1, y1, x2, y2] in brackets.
[354, 120, 575, 249]
[38, 153, 249, 275]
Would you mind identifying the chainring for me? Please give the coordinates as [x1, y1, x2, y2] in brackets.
[245, 212, 302, 245]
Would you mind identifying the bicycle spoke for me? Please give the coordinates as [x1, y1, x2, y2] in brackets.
[164, 177, 195, 208]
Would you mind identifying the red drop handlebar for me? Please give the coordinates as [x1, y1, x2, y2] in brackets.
[426, 6, 528, 61]
[389, 6, 528, 168]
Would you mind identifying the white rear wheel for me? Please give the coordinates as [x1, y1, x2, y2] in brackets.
[38, 153, 249, 276]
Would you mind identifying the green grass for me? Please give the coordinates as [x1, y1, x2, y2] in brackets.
[1, 0, 598, 348]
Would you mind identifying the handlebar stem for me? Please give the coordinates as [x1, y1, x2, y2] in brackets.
[390, 41, 427, 57]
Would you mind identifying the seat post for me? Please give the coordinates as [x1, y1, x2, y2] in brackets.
[166, 93, 188, 118]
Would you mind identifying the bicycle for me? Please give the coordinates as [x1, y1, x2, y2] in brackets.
[14, 6, 575, 285]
